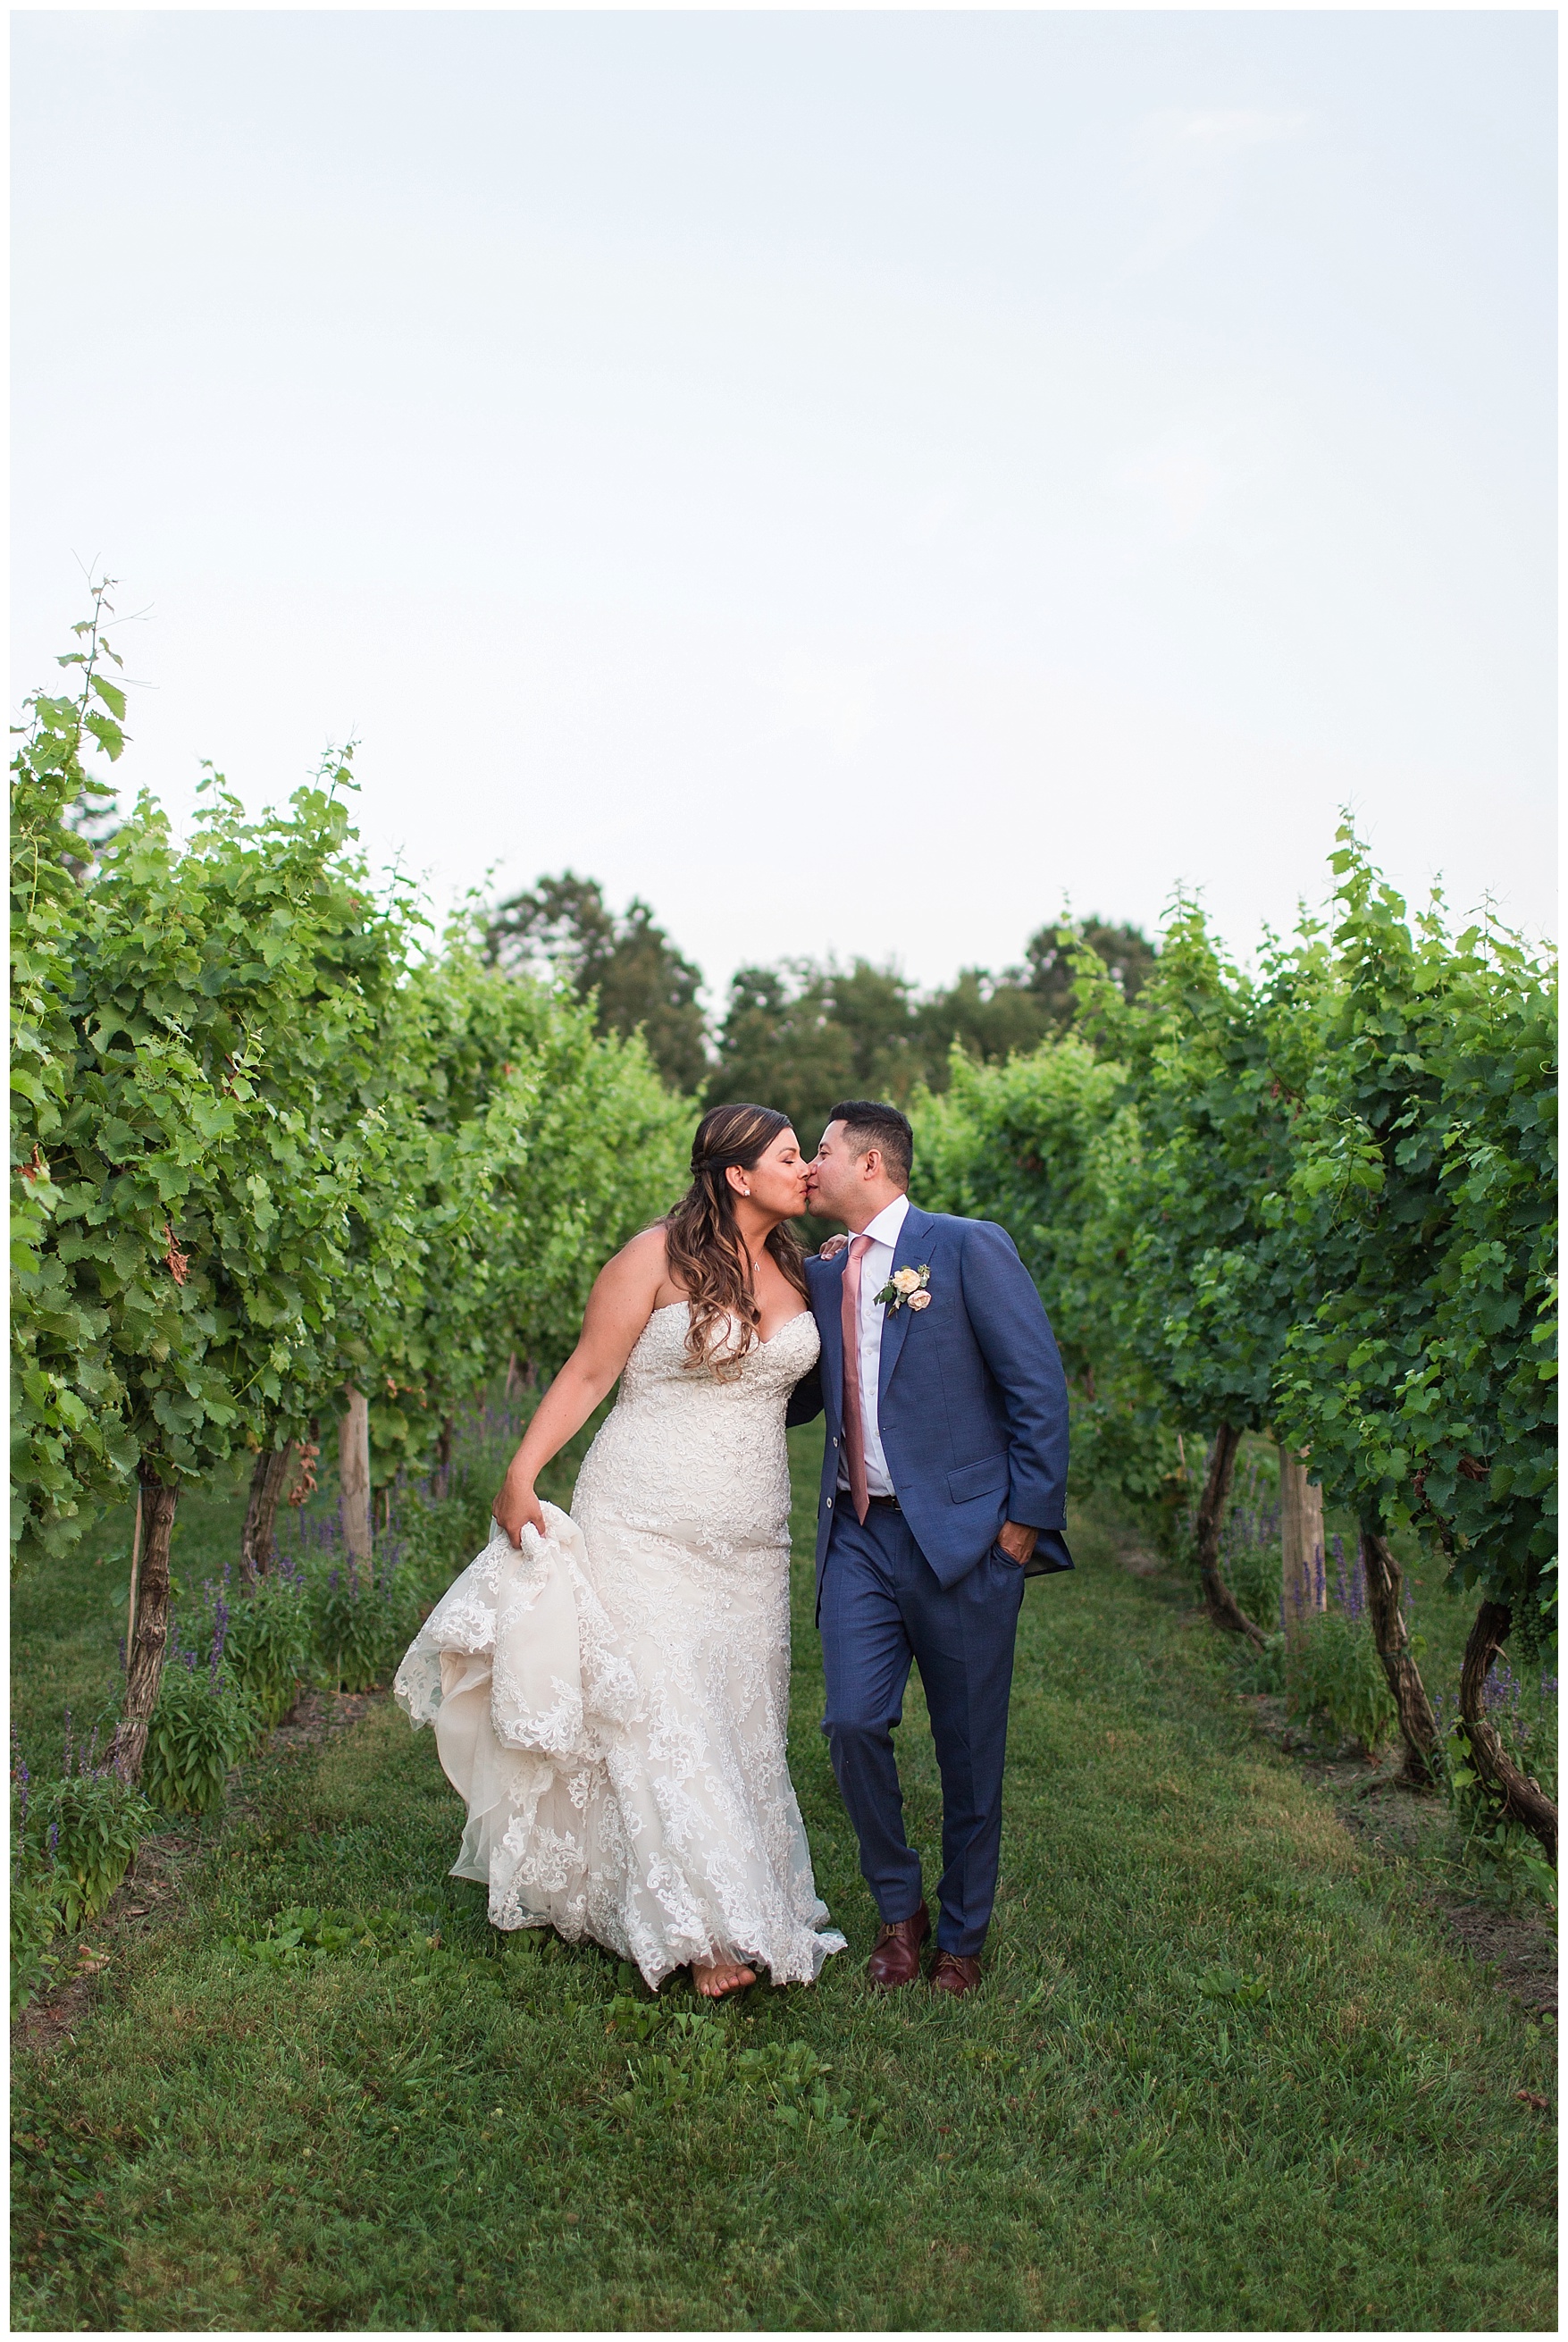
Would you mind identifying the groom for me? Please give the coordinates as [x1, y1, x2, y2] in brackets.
[788, 1100, 1071, 1997]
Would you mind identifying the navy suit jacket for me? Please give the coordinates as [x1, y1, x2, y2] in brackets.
[786, 1204, 1073, 1593]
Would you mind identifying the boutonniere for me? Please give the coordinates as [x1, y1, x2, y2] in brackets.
[875, 1263, 932, 1314]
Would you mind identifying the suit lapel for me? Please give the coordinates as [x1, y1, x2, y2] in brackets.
[815, 1249, 850, 1431]
[877, 1205, 936, 1406]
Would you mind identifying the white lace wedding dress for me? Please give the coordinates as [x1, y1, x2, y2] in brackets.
[393, 1304, 846, 1989]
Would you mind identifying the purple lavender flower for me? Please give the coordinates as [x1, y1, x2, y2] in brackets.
[46, 1820, 59, 1857]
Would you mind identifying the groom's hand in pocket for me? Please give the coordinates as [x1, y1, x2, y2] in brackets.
[996, 1521, 1038, 1567]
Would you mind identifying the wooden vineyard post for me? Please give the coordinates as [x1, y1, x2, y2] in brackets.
[1279, 1444, 1326, 1636]
[340, 1388, 373, 1560]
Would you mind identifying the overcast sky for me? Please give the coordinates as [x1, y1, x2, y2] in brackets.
[12, 9, 1556, 1003]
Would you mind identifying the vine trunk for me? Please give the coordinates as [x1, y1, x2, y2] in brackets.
[1356, 1521, 1439, 1786]
[239, 1443, 297, 1582]
[1194, 1424, 1265, 1648]
[113, 1473, 178, 1783]
[1459, 1599, 1558, 1868]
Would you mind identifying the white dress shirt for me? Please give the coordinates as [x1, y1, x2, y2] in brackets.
[837, 1192, 910, 1499]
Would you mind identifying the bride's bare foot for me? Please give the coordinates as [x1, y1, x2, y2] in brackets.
[692, 1958, 757, 1999]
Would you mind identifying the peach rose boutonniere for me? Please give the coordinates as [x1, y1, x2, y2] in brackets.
[875, 1263, 932, 1314]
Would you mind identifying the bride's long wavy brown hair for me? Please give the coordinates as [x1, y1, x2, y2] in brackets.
[664, 1103, 809, 1377]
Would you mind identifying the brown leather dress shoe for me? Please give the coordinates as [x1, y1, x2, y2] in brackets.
[867, 1902, 929, 1988]
[929, 1950, 982, 1996]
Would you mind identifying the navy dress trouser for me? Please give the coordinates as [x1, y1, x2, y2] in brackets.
[818, 1502, 1027, 1960]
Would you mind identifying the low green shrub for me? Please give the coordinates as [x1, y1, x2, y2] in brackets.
[387, 1486, 489, 1598]
[306, 1542, 425, 1693]
[21, 1765, 157, 1930]
[10, 1861, 65, 2015]
[1285, 1610, 1396, 1750]
[1212, 1459, 1283, 1627]
[1176, 1448, 1284, 1623]
[221, 1569, 312, 1726]
[1228, 1539, 1284, 1633]
[143, 1656, 260, 1816]
[1235, 1631, 1287, 1696]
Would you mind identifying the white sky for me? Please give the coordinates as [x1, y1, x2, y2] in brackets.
[11, 9, 1557, 1005]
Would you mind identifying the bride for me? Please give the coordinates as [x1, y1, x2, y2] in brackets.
[393, 1103, 846, 1999]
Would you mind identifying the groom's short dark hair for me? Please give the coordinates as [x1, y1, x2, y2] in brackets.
[829, 1100, 912, 1189]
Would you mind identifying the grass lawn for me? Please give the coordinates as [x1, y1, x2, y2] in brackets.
[12, 1423, 1557, 2332]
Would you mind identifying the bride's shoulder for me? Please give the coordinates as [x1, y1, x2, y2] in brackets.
[605, 1222, 692, 1313]
[591, 1225, 676, 1315]
[615, 1223, 672, 1275]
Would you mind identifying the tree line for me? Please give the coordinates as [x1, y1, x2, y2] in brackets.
[482, 869, 1160, 1146]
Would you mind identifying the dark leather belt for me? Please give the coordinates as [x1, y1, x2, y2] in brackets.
[866, 1492, 901, 1510]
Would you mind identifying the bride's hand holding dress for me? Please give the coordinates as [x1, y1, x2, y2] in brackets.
[489, 1223, 675, 1551]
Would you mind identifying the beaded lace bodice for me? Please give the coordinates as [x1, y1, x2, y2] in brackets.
[573, 1302, 818, 1553]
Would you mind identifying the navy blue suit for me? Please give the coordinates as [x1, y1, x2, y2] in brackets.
[787, 1205, 1071, 1958]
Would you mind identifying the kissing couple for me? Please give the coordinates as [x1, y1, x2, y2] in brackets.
[395, 1098, 1072, 2000]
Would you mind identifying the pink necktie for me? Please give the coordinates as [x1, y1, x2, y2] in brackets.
[841, 1235, 873, 1525]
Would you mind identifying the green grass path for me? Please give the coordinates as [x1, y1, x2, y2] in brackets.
[12, 1428, 1555, 2330]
